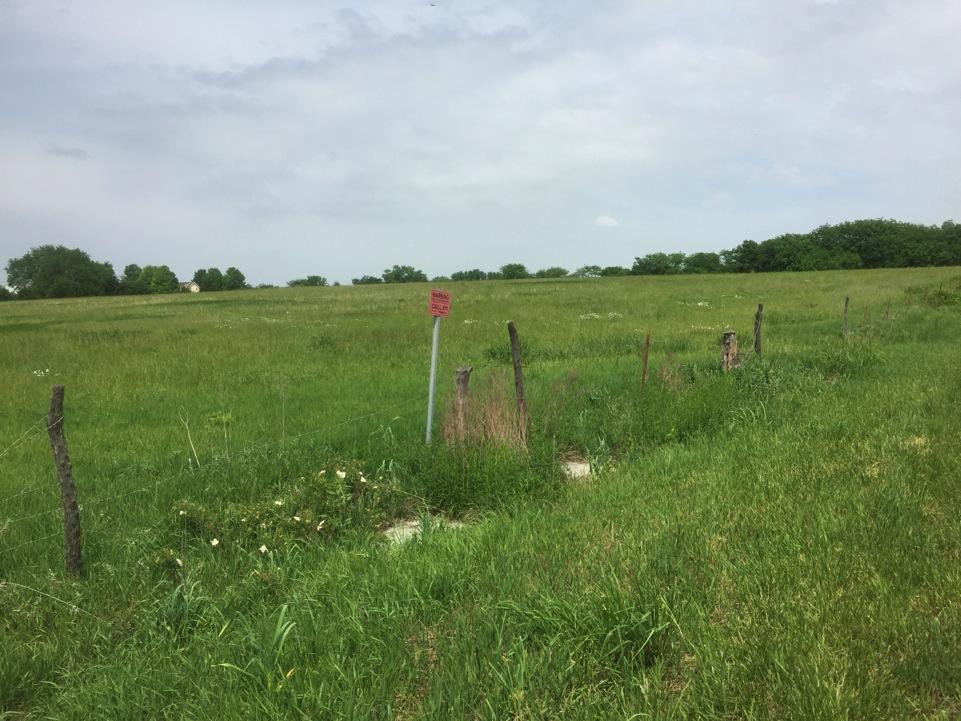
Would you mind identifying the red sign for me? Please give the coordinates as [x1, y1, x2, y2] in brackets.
[429, 289, 451, 317]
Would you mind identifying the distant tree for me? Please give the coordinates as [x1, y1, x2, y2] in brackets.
[192, 267, 224, 291]
[684, 252, 723, 274]
[5, 245, 118, 299]
[485, 271, 504, 280]
[450, 269, 487, 281]
[431, 275, 451, 282]
[571, 265, 602, 278]
[287, 275, 328, 287]
[119, 264, 150, 295]
[599, 266, 629, 276]
[256, 283, 277, 289]
[223, 267, 247, 290]
[631, 252, 686, 275]
[0, 286, 14, 301]
[534, 266, 568, 278]
[499, 263, 530, 279]
[138, 265, 179, 293]
[382, 265, 427, 283]
[352, 275, 384, 285]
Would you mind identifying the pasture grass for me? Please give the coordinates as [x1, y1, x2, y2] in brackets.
[2, 267, 961, 719]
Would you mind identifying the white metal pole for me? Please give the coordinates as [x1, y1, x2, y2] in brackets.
[426, 315, 441, 444]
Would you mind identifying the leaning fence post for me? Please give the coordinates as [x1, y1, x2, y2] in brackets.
[47, 385, 82, 577]
[506, 322, 529, 446]
[843, 296, 850, 341]
[753, 303, 764, 355]
[641, 330, 652, 389]
[454, 367, 472, 442]
[721, 330, 740, 372]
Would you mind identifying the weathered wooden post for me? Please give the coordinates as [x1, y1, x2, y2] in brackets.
[506, 322, 528, 446]
[47, 385, 82, 577]
[721, 330, 740, 372]
[454, 366, 472, 442]
[641, 330, 652, 389]
[843, 296, 850, 341]
[753, 303, 764, 355]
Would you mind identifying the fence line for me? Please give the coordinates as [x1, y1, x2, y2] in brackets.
[0, 393, 428, 553]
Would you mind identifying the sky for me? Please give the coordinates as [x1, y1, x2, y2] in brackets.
[1, 0, 959, 286]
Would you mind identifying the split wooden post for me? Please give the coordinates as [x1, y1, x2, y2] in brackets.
[454, 366, 473, 442]
[843, 296, 850, 341]
[641, 330, 652, 389]
[47, 385, 82, 577]
[721, 330, 740, 372]
[753, 303, 764, 355]
[506, 321, 529, 446]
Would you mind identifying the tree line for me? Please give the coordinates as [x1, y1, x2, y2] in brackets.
[1, 245, 250, 300]
[3, 219, 959, 300]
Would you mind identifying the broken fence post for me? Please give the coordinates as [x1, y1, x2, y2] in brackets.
[754, 303, 764, 355]
[721, 330, 740, 372]
[47, 385, 82, 577]
[506, 321, 529, 446]
[454, 366, 472, 442]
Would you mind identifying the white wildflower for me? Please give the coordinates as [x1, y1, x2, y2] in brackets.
[336, 470, 346, 479]
[176, 558, 183, 567]
[258, 544, 268, 554]
[210, 538, 219, 547]
[316, 520, 326, 531]
[293, 516, 301, 522]
[178, 510, 186, 516]
[273, 500, 283, 506]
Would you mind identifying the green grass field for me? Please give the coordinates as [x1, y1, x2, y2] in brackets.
[2, 267, 961, 719]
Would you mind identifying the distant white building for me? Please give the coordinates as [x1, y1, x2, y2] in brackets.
[179, 281, 201, 293]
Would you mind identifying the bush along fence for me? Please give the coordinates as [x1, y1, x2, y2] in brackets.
[1, 293, 879, 578]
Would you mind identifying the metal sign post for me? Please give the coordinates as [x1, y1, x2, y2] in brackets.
[425, 289, 451, 444]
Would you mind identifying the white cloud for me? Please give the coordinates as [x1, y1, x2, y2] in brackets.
[1, 0, 959, 283]
[594, 215, 619, 227]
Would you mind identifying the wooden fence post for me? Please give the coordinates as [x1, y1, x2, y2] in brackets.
[721, 331, 740, 372]
[753, 303, 764, 355]
[641, 330, 652, 389]
[843, 296, 850, 341]
[47, 385, 82, 577]
[506, 322, 529, 446]
[454, 366, 472, 442]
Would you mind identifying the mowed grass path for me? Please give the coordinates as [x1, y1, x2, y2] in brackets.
[1, 267, 960, 719]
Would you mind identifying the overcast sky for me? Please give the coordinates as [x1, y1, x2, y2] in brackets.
[1, 0, 959, 285]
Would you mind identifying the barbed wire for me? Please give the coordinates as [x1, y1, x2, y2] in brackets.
[0, 417, 49, 461]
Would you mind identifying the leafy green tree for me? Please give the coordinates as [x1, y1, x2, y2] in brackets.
[599, 266, 629, 276]
[224, 267, 247, 290]
[381, 265, 427, 283]
[485, 271, 504, 280]
[352, 275, 383, 285]
[534, 266, 568, 278]
[431, 275, 451, 282]
[5, 245, 118, 299]
[684, 252, 722, 274]
[0, 286, 14, 301]
[287, 276, 328, 287]
[119, 264, 150, 295]
[571, 265, 602, 278]
[138, 265, 179, 293]
[450, 269, 487, 281]
[499, 263, 530, 279]
[193, 267, 223, 291]
[631, 252, 685, 275]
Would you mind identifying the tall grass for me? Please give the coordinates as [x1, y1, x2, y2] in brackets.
[1, 266, 960, 718]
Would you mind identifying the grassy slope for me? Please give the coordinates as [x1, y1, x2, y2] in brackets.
[1, 268, 960, 719]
